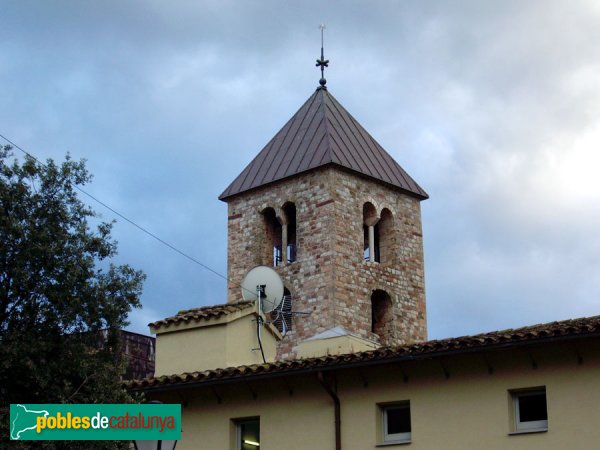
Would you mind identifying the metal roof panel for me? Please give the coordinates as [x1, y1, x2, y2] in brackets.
[219, 88, 428, 200]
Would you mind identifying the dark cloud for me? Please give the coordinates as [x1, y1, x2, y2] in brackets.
[1, 0, 599, 339]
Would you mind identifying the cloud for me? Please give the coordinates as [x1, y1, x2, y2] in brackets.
[1, 0, 599, 340]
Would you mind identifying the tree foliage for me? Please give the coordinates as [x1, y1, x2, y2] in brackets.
[0, 146, 145, 448]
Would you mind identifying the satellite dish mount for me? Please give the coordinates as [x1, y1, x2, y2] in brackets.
[241, 266, 285, 363]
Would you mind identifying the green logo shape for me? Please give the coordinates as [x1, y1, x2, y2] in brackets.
[10, 404, 181, 441]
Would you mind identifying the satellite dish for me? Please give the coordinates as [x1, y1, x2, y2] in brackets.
[241, 266, 284, 313]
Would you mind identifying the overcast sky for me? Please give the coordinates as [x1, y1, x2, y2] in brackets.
[2, 0, 599, 340]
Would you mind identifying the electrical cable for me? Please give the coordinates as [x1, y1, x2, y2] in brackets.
[256, 314, 266, 364]
[0, 132, 244, 291]
[0, 133, 317, 351]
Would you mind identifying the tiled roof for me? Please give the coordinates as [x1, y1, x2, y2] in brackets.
[219, 87, 428, 201]
[149, 301, 254, 329]
[128, 315, 600, 391]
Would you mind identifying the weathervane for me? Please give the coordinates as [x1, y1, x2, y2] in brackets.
[316, 23, 329, 88]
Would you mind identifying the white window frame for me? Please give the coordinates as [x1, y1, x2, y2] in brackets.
[382, 403, 411, 443]
[513, 389, 548, 432]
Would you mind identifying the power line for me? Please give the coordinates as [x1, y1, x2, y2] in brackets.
[0, 132, 234, 287]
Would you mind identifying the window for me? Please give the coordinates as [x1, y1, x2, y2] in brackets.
[235, 418, 260, 450]
[363, 202, 380, 263]
[378, 208, 394, 265]
[371, 290, 393, 344]
[273, 245, 282, 266]
[381, 402, 411, 443]
[512, 388, 548, 432]
[282, 202, 297, 264]
[262, 203, 297, 267]
[363, 225, 371, 261]
[373, 222, 381, 262]
[262, 207, 282, 267]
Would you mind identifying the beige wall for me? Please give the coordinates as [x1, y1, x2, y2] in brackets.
[223, 314, 279, 369]
[154, 314, 279, 376]
[297, 333, 379, 358]
[151, 339, 600, 449]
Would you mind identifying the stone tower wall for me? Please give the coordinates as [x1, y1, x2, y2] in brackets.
[225, 166, 426, 359]
[225, 169, 337, 359]
[331, 169, 427, 346]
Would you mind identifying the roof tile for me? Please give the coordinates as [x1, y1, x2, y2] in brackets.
[129, 314, 600, 391]
[149, 301, 254, 329]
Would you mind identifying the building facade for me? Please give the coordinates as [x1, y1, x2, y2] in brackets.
[131, 316, 600, 449]
[131, 84, 600, 449]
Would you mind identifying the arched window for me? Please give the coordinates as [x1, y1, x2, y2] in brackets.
[371, 289, 393, 343]
[378, 208, 394, 266]
[282, 202, 297, 264]
[363, 202, 380, 262]
[363, 225, 370, 261]
[262, 207, 282, 267]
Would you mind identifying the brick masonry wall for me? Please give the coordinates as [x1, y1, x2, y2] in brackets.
[224, 166, 427, 360]
[332, 169, 427, 348]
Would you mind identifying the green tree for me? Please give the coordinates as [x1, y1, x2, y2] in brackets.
[0, 146, 145, 449]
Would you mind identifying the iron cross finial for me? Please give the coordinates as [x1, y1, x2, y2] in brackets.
[316, 24, 329, 88]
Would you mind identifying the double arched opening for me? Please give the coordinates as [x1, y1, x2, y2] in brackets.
[363, 203, 394, 265]
[261, 202, 297, 267]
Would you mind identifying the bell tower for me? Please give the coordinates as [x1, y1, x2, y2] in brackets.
[220, 83, 428, 359]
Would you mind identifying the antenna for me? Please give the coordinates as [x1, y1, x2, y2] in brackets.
[241, 266, 284, 313]
[240, 266, 312, 360]
[241, 266, 285, 363]
[270, 290, 292, 335]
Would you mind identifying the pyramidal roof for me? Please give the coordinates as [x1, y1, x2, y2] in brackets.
[219, 87, 428, 201]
